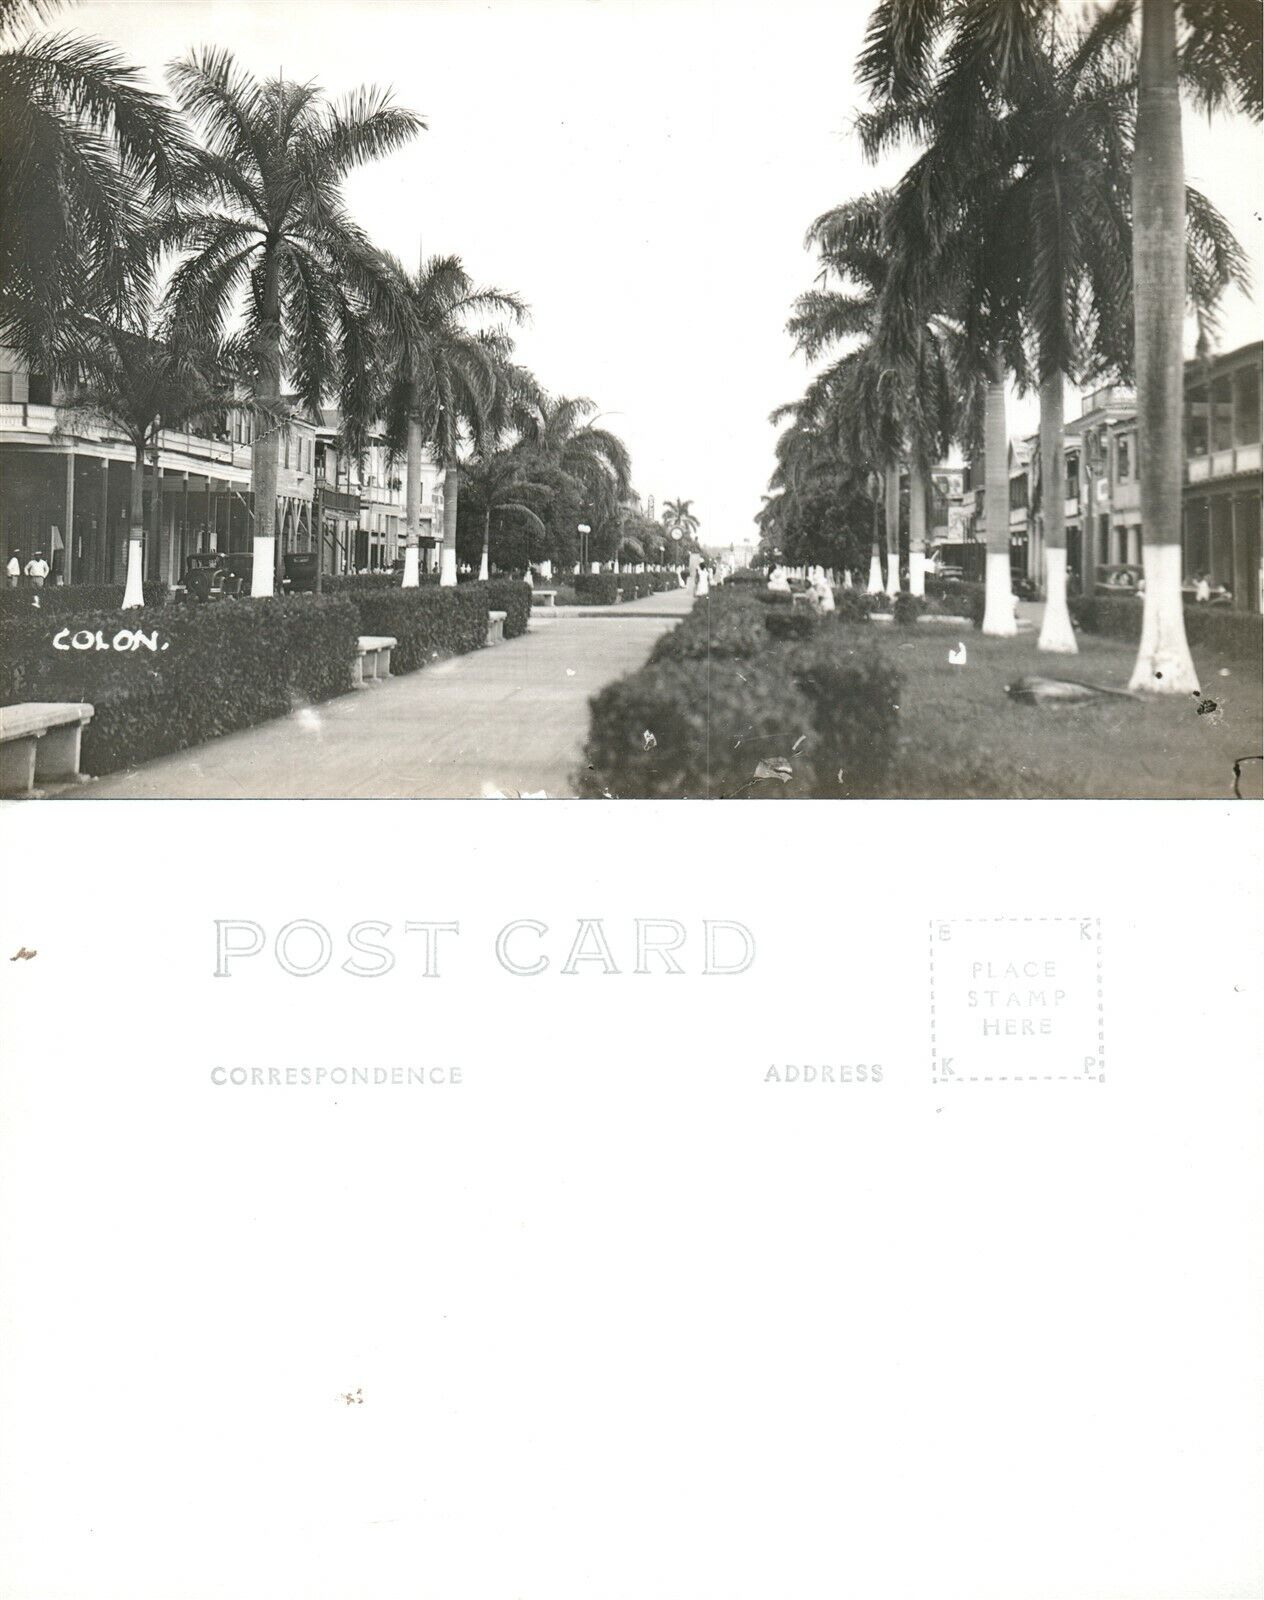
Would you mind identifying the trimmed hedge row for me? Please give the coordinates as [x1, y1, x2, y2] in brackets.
[483, 579, 532, 639]
[336, 584, 489, 673]
[583, 593, 901, 798]
[571, 573, 620, 605]
[1069, 592, 1262, 659]
[1, 595, 359, 775]
[618, 571, 679, 601]
[564, 571, 679, 605]
[0, 581, 168, 616]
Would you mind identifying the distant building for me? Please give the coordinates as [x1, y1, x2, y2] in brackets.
[1183, 341, 1261, 607]
[313, 411, 441, 575]
[995, 341, 1261, 612]
[0, 352, 445, 585]
[0, 349, 314, 587]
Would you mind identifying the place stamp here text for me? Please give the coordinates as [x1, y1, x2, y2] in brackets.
[929, 918, 1104, 1084]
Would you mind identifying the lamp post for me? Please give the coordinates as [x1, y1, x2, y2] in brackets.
[578, 522, 593, 574]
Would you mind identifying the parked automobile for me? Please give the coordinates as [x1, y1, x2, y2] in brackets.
[1094, 563, 1145, 597]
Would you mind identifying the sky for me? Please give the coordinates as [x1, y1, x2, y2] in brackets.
[65, 0, 1264, 548]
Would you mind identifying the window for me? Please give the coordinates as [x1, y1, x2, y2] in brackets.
[1066, 453, 1080, 497]
[1116, 436, 1131, 481]
[284, 433, 290, 469]
[1212, 374, 1234, 451]
[1186, 385, 1209, 456]
[1234, 364, 1261, 446]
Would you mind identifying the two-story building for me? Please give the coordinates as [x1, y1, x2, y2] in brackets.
[1183, 341, 1261, 609]
[312, 410, 443, 575]
[0, 350, 315, 588]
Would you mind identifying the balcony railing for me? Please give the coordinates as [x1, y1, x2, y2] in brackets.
[0, 403, 252, 470]
[1187, 442, 1262, 482]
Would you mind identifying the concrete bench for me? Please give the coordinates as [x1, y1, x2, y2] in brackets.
[354, 635, 396, 686]
[0, 702, 95, 794]
[530, 589, 558, 607]
[486, 609, 507, 646]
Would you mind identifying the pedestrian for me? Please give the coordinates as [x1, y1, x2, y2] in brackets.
[1195, 573, 1211, 604]
[24, 550, 49, 589]
[6, 549, 20, 589]
[694, 563, 710, 598]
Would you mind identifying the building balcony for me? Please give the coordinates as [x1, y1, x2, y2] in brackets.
[1112, 480, 1140, 512]
[1187, 442, 1262, 482]
[0, 402, 252, 476]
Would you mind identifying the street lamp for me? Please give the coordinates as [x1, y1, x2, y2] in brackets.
[578, 522, 591, 572]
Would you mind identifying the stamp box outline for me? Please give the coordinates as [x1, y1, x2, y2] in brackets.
[928, 916, 1105, 1085]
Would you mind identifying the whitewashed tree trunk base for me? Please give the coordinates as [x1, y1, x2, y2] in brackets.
[439, 546, 458, 587]
[909, 551, 926, 598]
[250, 536, 276, 598]
[478, 548, 490, 581]
[867, 554, 884, 595]
[981, 551, 1017, 636]
[1038, 548, 1078, 653]
[1129, 543, 1199, 692]
[121, 536, 145, 608]
[401, 544, 420, 588]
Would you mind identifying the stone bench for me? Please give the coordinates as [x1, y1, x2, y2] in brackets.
[354, 635, 396, 686]
[486, 609, 507, 646]
[530, 589, 558, 607]
[0, 702, 95, 795]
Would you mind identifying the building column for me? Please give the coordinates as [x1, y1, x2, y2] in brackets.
[63, 452, 75, 586]
[97, 458, 110, 585]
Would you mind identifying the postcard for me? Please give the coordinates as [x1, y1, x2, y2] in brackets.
[1, 0, 1262, 1595]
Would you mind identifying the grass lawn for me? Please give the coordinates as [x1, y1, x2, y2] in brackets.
[876, 618, 1262, 799]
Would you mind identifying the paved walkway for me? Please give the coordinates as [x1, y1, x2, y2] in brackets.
[63, 586, 695, 799]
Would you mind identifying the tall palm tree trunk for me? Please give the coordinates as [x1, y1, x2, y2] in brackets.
[121, 441, 146, 608]
[867, 483, 884, 593]
[402, 410, 422, 588]
[1037, 370, 1077, 652]
[908, 458, 927, 596]
[981, 354, 1017, 636]
[439, 466, 460, 586]
[479, 507, 491, 581]
[250, 263, 282, 599]
[1129, 0, 1198, 692]
[884, 464, 900, 596]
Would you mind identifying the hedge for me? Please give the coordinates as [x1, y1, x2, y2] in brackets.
[1068, 592, 1262, 660]
[0, 581, 169, 617]
[484, 579, 532, 639]
[583, 622, 901, 800]
[650, 593, 770, 661]
[582, 652, 819, 798]
[571, 573, 620, 605]
[1, 594, 359, 775]
[336, 584, 489, 673]
[618, 571, 679, 601]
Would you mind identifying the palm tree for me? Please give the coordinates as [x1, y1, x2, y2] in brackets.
[163, 49, 423, 597]
[0, 0, 186, 370]
[516, 397, 632, 570]
[858, 0, 1259, 672]
[662, 499, 700, 540]
[1128, 0, 1260, 692]
[377, 254, 528, 587]
[458, 450, 552, 581]
[57, 318, 248, 607]
[792, 190, 958, 600]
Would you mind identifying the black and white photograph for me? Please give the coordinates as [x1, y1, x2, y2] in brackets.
[1, 5, 1262, 1600]
[1, 0, 1259, 798]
